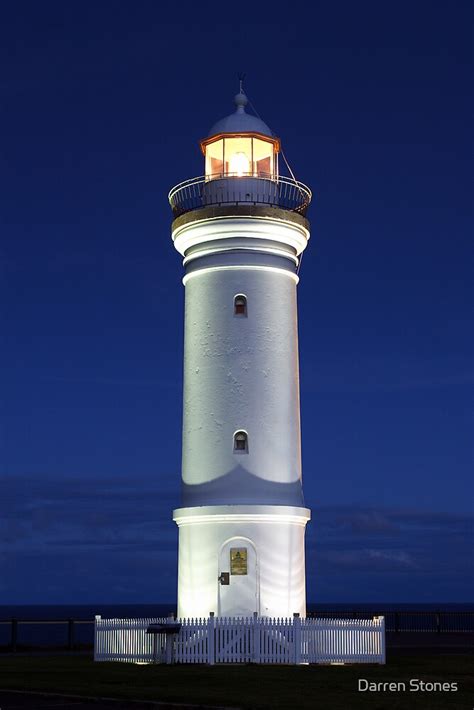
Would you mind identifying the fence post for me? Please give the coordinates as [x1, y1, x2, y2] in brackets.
[253, 612, 260, 664]
[379, 617, 386, 665]
[436, 611, 441, 634]
[208, 612, 215, 665]
[67, 618, 74, 650]
[293, 613, 301, 665]
[11, 618, 18, 653]
[165, 613, 174, 664]
[94, 615, 101, 661]
[394, 612, 400, 633]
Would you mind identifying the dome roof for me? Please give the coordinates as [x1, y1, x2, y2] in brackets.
[207, 92, 274, 138]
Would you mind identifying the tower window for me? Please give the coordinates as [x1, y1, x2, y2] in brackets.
[234, 430, 248, 453]
[234, 294, 247, 316]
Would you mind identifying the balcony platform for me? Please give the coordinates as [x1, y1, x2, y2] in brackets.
[169, 175, 312, 219]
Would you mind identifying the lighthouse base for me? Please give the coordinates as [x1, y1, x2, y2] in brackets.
[173, 505, 311, 619]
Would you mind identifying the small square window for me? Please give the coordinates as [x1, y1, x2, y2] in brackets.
[234, 295, 247, 317]
[234, 430, 248, 453]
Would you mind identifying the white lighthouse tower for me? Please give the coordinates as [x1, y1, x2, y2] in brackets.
[169, 87, 312, 619]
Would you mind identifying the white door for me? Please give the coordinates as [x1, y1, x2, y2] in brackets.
[218, 537, 259, 617]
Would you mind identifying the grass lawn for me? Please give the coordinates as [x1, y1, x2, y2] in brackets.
[0, 653, 472, 709]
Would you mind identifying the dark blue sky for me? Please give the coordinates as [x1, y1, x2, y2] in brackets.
[1, 1, 472, 605]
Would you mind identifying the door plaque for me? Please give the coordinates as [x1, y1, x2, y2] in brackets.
[230, 547, 248, 575]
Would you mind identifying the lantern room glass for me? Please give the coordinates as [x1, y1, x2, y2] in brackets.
[252, 138, 274, 177]
[205, 139, 224, 178]
[204, 136, 276, 180]
[224, 137, 252, 176]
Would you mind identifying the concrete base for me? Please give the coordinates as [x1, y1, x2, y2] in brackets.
[173, 505, 311, 619]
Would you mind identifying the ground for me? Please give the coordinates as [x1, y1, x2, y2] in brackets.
[0, 652, 473, 709]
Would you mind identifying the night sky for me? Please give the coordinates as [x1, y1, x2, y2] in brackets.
[1, 1, 472, 605]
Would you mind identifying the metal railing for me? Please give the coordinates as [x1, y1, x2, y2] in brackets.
[307, 610, 474, 633]
[168, 174, 312, 218]
[0, 618, 92, 652]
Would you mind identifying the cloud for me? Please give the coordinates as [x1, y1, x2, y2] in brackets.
[305, 504, 474, 600]
[0, 473, 181, 602]
[0, 473, 179, 550]
[312, 505, 473, 539]
[317, 548, 417, 572]
[1, 476, 473, 603]
[336, 510, 397, 533]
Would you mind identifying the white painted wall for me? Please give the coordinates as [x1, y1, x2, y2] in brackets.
[173, 506, 310, 619]
[181, 266, 303, 507]
[172, 212, 311, 619]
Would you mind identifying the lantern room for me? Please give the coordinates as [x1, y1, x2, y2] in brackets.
[201, 92, 280, 181]
[168, 88, 311, 219]
[202, 133, 279, 180]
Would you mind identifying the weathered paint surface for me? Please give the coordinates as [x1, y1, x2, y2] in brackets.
[172, 208, 311, 619]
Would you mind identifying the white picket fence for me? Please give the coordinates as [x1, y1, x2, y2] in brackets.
[95, 614, 385, 665]
[94, 617, 162, 663]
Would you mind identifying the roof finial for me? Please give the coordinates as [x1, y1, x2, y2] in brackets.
[235, 73, 248, 113]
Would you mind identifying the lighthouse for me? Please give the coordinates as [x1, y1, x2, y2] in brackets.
[169, 87, 312, 619]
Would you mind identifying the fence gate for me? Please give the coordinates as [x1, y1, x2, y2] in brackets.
[215, 617, 253, 663]
[175, 618, 209, 664]
[258, 617, 295, 664]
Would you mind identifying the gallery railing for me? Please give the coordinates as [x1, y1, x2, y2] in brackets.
[168, 174, 312, 218]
